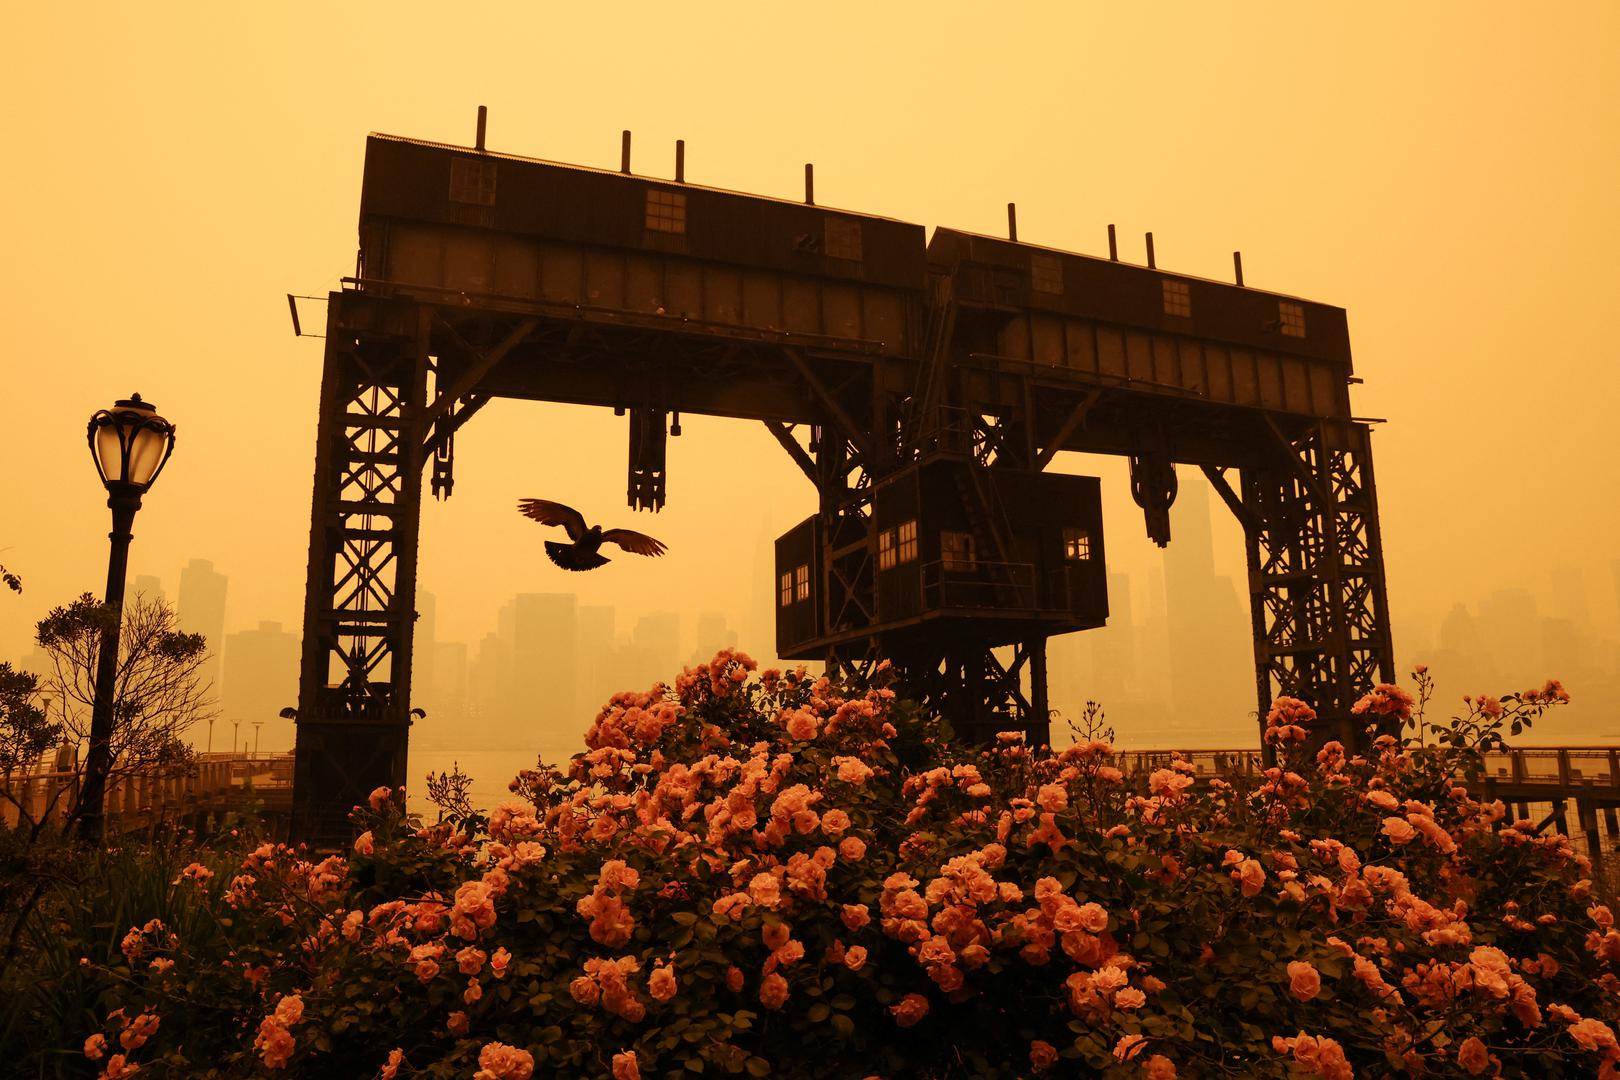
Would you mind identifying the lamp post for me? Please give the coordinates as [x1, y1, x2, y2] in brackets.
[232, 720, 240, 754]
[252, 720, 264, 756]
[80, 393, 176, 840]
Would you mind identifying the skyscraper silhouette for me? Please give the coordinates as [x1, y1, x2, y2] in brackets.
[1162, 479, 1250, 739]
[221, 621, 298, 752]
[508, 593, 580, 736]
[178, 559, 227, 702]
[131, 574, 166, 608]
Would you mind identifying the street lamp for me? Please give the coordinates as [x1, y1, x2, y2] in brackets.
[252, 720, 264, 756]
[232, 720, 240, 754]
[79, 393, 177, 839]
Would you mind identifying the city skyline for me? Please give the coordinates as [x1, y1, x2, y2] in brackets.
[14, 493, 1617, 758]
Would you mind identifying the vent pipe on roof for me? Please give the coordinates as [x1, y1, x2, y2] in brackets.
[1108, 224, 1118, 261]
[621, 130, 632, 174]
[1007, 203, 1018, 243]
[675, 140, 685, 183]
[804, 164, 814, 206]
[1233, 251, 1245, 287]
[1145, 232, 1156, 269]
[475, 106, 487, 151]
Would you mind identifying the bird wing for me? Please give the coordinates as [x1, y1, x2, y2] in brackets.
[517, 499, 587, 540]
[600, 529, 668, 557]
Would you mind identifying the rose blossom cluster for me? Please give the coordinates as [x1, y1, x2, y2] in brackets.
[67, 654, 1610, 1078]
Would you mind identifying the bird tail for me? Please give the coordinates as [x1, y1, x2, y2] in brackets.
[545, 541, 610, 572]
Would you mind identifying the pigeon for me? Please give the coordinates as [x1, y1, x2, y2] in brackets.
[517, 499, 668, 571]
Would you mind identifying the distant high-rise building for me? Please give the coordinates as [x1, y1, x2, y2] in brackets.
[178, 559, 227, 700]
[577, 605, 617, 712]
[1547, 565, 1592, 631]
[689, 611, 739, 667]
[1162, 479, 1250, 736]
[509, 593, 579, 738]
[1479, 588, 1540, 684]
[415, 590, 438, 710]
[469, 630, 509, 743]
[131, 574, 166, 608]
[221, 621, 299, 752]
[428, 640, 469, 728]
[621, 611, 680, 690]
[1092, 571, 1138, 710]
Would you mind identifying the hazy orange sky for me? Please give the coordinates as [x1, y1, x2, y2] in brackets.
[5, 3, 1618, 742]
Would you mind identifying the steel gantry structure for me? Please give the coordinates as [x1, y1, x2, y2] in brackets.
[290, 121, 1393, 839]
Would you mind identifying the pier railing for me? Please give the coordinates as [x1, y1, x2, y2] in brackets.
[1, 751, 295, 833]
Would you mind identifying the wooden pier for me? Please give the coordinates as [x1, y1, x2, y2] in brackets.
[1118, 745, 1620, 868]
[1, 751, 294, 837]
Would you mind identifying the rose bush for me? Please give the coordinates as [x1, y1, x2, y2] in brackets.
[6, 651, 1612, 1078]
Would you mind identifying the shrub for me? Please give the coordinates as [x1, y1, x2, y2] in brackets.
[5, 654, 1610, 1079]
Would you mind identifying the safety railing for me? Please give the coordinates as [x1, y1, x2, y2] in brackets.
[1, 751, 295, 831]
[921, 559, 1038, 611]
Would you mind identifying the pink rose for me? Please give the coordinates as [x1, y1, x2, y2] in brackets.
[1287, 961, 1321, 1001]
[1457, 1036, 1490, 1075]
[759, 972, 789, 1010]
[474, 1042, 534, 1080]
[890, 993, 930, 1028]
[1144, 1055, 1177, 1079]
[648, 963, 677, 1002]
[1029, 1040, 1058, 1072]
[1381, 816, 1417, 844]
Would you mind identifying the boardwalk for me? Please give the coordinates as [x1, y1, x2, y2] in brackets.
[1, 751, 293, 835]
[1117, 745, 1620, 867]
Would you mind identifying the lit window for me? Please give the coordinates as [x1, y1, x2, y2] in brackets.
[1162, 279, 1191, 318]
[1031, 254, 1064, 295]
[780, 571, 793, 608]
[645, 189, 687, 234]
[878, 529, 897, 571]
[449, 158, 497, 206]
[1279, 301, 1306, 337]
[1062, 528, 1092, 562]
[941, 531, 977, 571]
[898, 520, 918, 564]
[825, 217, 863, 261]
[794, 564, 810, 602]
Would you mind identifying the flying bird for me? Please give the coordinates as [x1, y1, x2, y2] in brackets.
[516, 498, 668, 571]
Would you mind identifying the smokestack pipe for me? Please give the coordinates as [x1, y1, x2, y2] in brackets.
[1007, 203, 1018, 242]
[1233, 251, 1245, 287]
[804, 163, 814, 205]
[621, 130, 632, 174]
[475, 106, 487, 151]
[1107, 224, 1118, 261]
[675, 140, 685, 183]
[1145, 232, 1156, 269]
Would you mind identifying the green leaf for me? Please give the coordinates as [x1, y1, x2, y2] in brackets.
[807, 1002, 831, 1022]
[745, 1057, 771, 1077]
